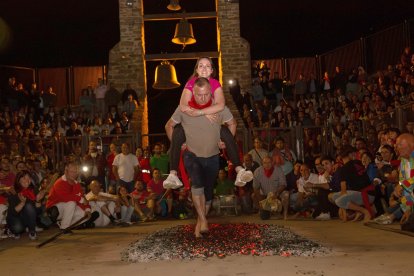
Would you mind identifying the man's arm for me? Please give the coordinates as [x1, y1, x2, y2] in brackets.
[165, 119, 177, 141]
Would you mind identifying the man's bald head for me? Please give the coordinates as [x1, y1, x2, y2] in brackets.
[395, 133, 414, 159]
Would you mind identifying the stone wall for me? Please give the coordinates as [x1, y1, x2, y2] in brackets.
[108, 0, 148, 145]
[217, 0, 251, 128]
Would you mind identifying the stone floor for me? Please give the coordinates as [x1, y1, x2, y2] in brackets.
[1, 215, 413, 276]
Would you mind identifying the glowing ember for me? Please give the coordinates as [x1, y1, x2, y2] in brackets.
[121, 223, 329, 262]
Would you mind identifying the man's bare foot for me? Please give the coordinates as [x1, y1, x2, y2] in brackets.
[194, 219, 202, 238]
[200, 219, 209, 234]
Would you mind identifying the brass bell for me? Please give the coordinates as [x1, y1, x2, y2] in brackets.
[172, 18, 196, 46]
[152, 61, 181, 90]
[167, 0, 181, 11]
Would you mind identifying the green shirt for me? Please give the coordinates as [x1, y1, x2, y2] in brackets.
[214, 179, 235, 196]
[150, 155, 169, 176]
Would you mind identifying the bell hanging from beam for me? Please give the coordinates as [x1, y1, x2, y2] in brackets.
[172, 18, 196, 46]
[167, 0, 181, 11]
[152, 60, 181, 90]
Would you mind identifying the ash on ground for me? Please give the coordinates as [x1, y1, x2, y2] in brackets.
[121, 223, 330, 262]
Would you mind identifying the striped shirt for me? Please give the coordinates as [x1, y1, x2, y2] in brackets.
[253, 165, 287, 195]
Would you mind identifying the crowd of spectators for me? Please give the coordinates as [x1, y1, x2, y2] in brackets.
[2, 47, 414, 242]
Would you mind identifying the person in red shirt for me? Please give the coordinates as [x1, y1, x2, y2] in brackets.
[46, 162, 94, 229]
[147, 168, 172, 217]
[131, 180, 156, 220]
[135, 147, 151, 184]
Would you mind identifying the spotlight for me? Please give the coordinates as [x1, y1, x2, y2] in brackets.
[82, 166, 89, 172]
[228, 79, 234, 86]
[126, 0, 133, 7]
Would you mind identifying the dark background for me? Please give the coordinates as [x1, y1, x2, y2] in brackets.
[0, 0, 413, 135]
[0, 0, 413, 67]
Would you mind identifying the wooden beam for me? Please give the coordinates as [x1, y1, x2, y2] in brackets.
[143, 12, 217, 21]
[145, 52, 219, 61]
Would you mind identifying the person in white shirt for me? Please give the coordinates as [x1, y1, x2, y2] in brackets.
[85, 180, 118, 227]
[112, 143, 139, 193]
[289, 163, 319, 215]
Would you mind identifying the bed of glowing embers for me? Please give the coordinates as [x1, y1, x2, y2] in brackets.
[121, 223, 330, 262]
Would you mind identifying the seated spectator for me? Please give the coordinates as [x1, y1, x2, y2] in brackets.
[214, 169, 235, 196]
[238, 153, 260, 213]
[85, 180, 118, 227]
[6, 171, 42, 240]
[330, 146, 375, 222]
[46, 162, 96, 230]
[131, 180, 155, 221]
[253, 156, 289, 220]
[289, 164, 319, 217]
[147, 168, 172, 218]
[117, 185, 134, 225]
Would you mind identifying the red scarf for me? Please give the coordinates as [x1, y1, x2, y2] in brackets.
[20, 187, 36, 201]
[264, 166, 274, 178]
[188, 96, 212, 110]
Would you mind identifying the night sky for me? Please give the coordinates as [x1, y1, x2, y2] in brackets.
[0, 0, 413, 67]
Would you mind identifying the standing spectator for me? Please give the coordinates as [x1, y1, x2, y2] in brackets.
[122, 83, 139, 104]
[250, 79, 265, 104]
[136, 147, 151, 184]
[6, 77, 18, 112]
[321, 71, 331, 93]
[401, 47, 411, 69]
[105, 82, 122, 114]
[82, 140, 106, 188]
[150, 143, 169, 177]
[94, 78, 107, 115]
[272, 137, 297, 175]
[294, 73, 307, 101]
[106, 143, 118, 190]
[122, 94, 139, 119]
[42, 86, 57, 109]
[395, 134, 414, 227]
[112, 143, 140, 193]
[79, 86, 94, 114]
[248, 138, 269, 165]
[16, 83, 29, 111]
